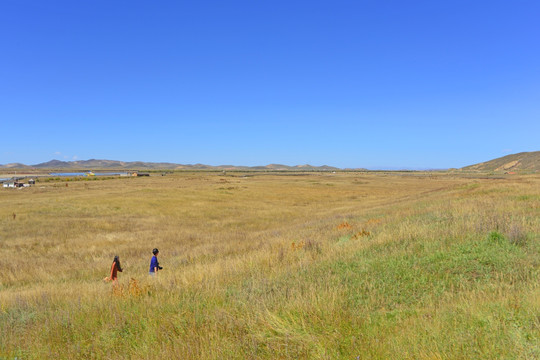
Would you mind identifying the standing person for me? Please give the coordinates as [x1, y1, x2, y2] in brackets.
[109, 255, 123, 284]
[149, 248, 162, 275]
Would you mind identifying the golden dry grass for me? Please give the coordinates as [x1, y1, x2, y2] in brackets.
[0, 171, 538, 359]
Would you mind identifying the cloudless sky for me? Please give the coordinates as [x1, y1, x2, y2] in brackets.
[1, 0, 539, 169]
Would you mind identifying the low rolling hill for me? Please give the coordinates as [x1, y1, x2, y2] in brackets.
[462, 151, 540, 172]
[0, 159, 340, 171]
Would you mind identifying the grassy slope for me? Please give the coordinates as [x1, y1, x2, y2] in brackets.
[0, 173, 539, 359]
[462, 151, 540, 172]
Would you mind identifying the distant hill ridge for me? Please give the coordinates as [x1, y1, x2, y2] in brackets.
[2, 151, 539, 171]
[0, 159, 340, 171]
[461, 151, 540, 172]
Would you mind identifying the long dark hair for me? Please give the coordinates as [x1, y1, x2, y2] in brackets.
[113, 255, 122, 271]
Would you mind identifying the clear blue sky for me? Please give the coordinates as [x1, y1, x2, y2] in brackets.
[1, 1, 539, 169]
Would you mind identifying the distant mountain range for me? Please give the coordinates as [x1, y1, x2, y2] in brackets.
[461, 151, 540, 172]
[1, 151, 538, 171]
[0, 159, 341, 171]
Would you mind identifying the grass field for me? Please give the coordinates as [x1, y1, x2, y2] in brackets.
[1, 172, 539, 359]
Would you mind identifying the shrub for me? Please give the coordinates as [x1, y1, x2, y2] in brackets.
[487, 231, 505, 244]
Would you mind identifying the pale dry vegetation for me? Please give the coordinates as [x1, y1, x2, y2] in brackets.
[0, 172, 538, 359]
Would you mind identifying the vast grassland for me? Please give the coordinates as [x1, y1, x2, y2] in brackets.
[1, 172, 538, 359]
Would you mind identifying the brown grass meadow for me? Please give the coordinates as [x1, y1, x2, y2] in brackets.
[0, 171, 539, 359]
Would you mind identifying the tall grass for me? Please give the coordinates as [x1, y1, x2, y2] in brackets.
[1, 172, 538, 359]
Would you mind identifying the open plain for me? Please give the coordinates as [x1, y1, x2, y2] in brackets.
[1, 171, 539, 359]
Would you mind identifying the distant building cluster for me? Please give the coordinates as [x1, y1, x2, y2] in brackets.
[2, 179, 35, 188]
[1, 172, 152, 189]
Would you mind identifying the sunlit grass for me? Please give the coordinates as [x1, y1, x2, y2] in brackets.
[1, 172, 538, 359]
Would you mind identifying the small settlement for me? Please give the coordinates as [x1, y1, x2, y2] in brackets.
[2, 178, 35, 188]
[1, 171, 150, 189]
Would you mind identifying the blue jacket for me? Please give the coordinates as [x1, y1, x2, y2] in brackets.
[149, 255, 159, 272]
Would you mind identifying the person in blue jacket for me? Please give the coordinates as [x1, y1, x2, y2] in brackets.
[149, 248, 162, 275]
